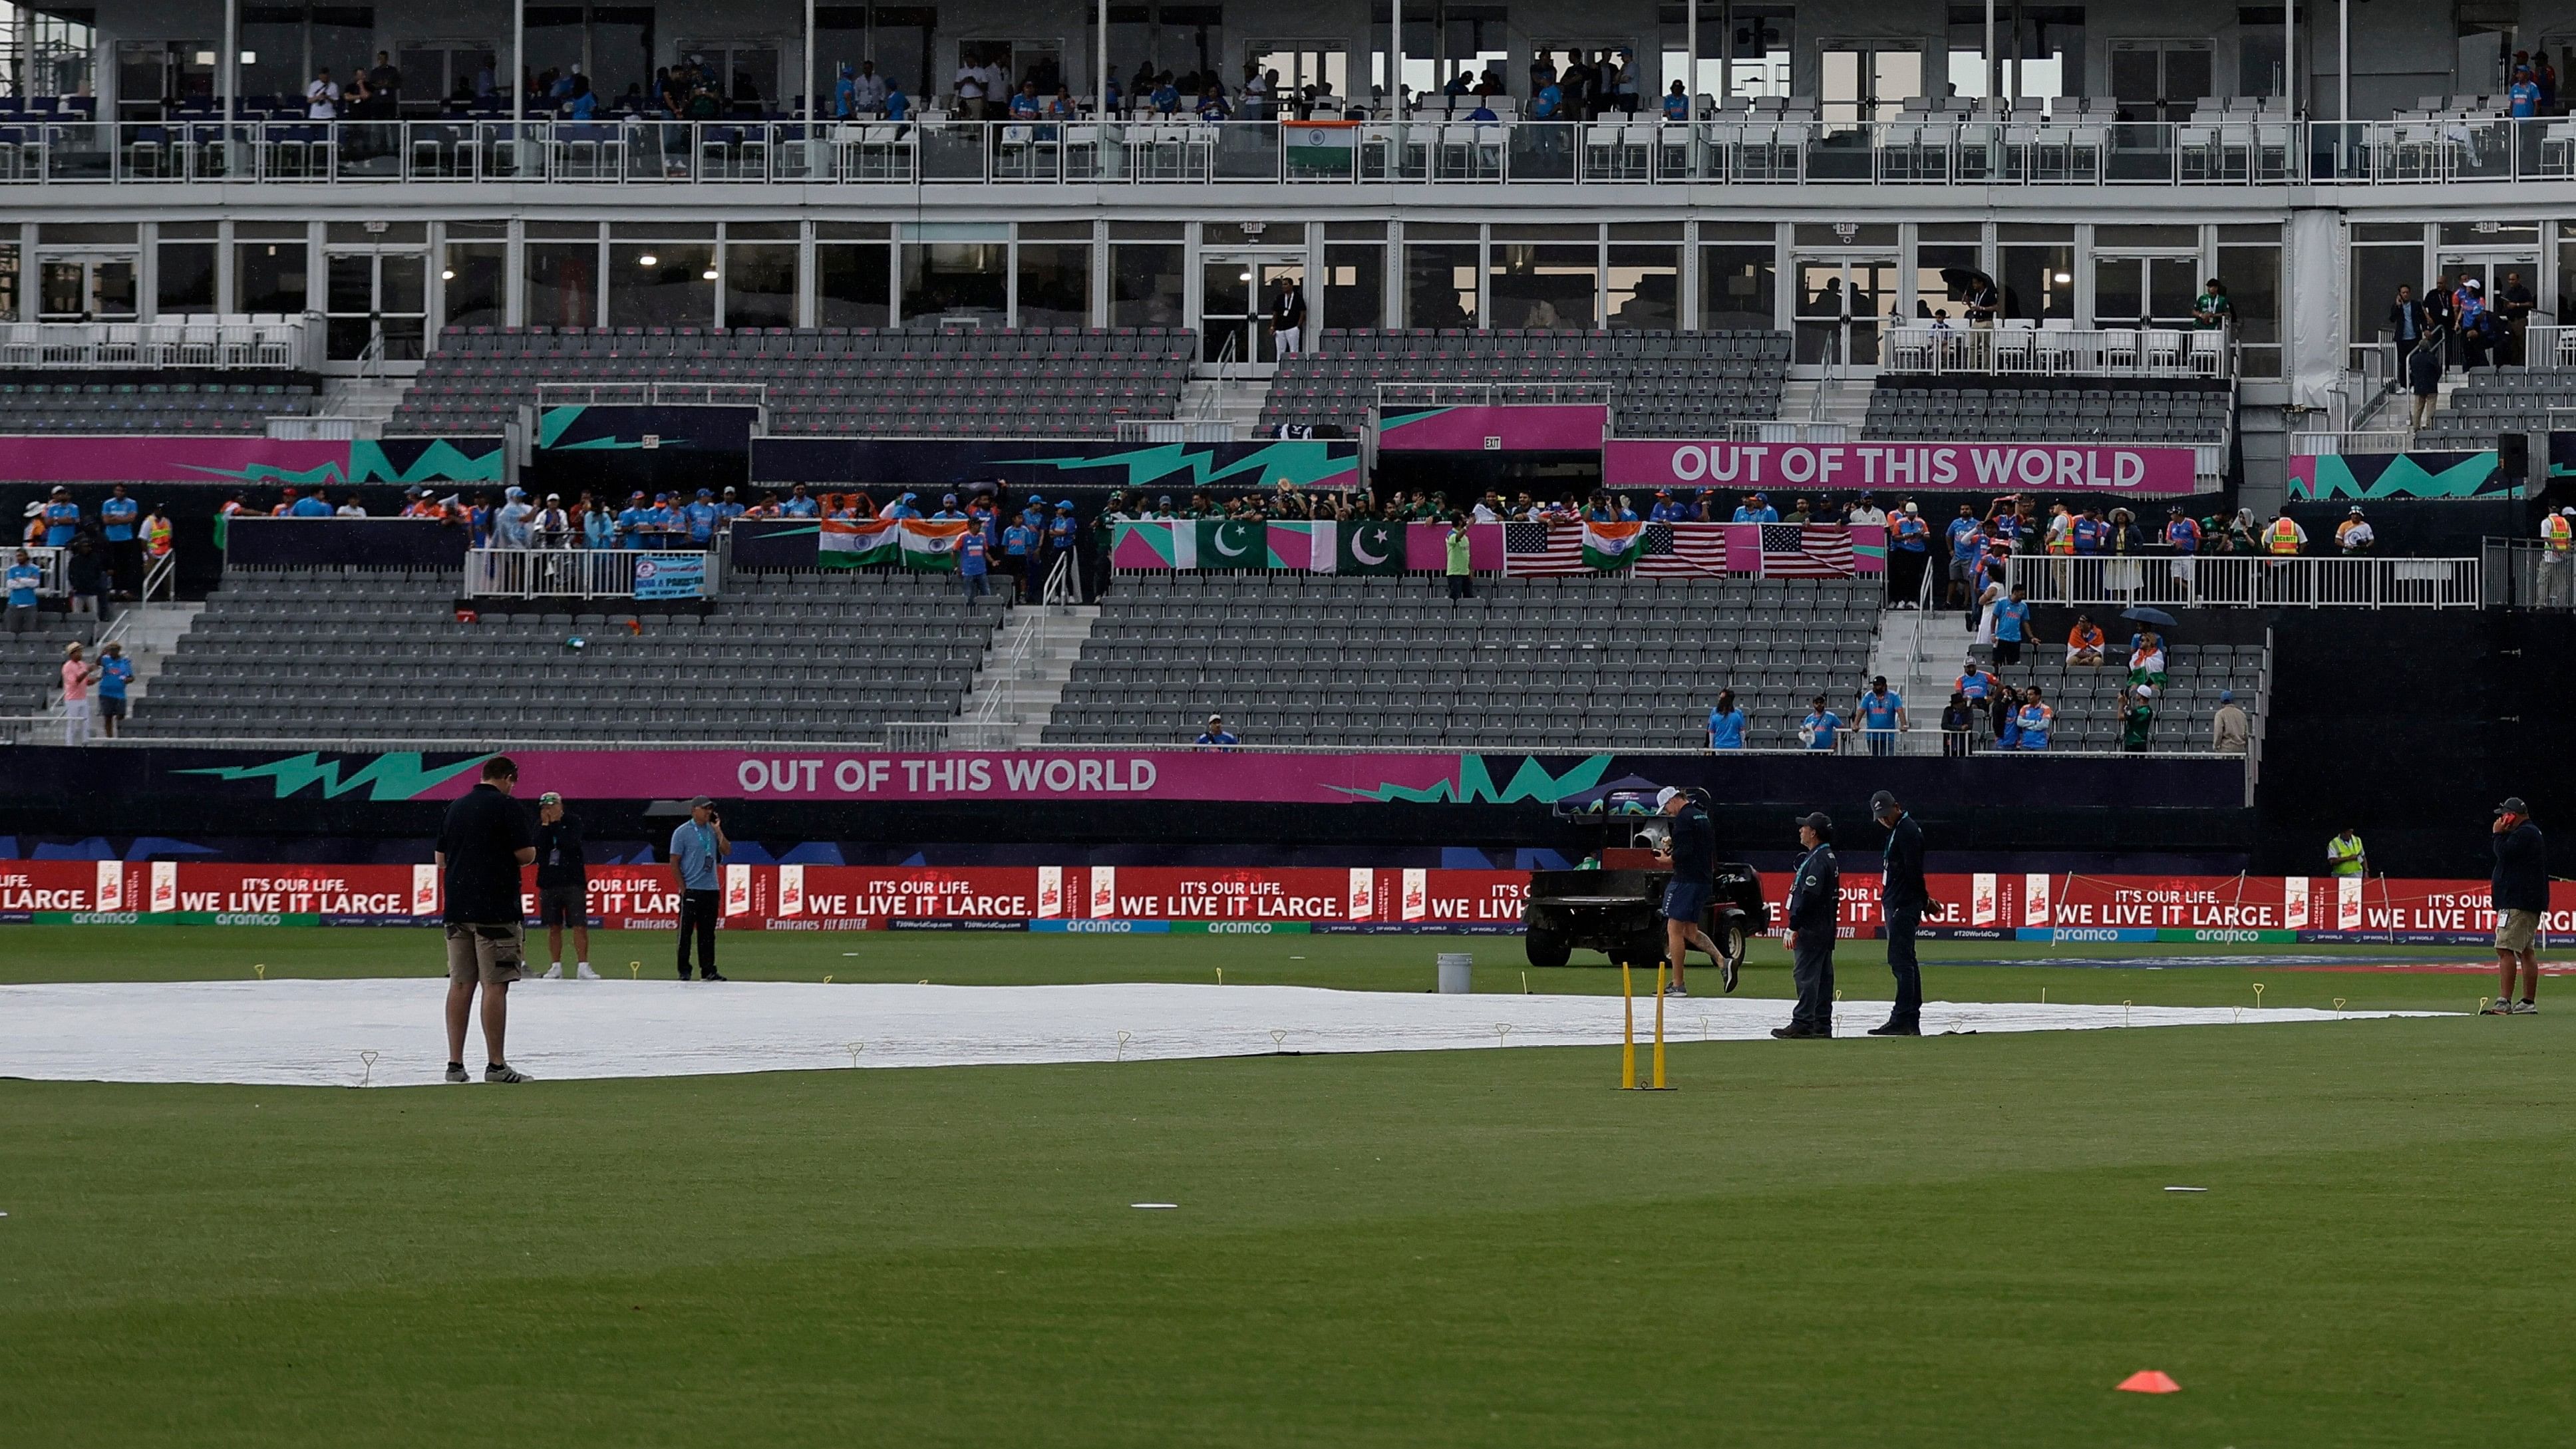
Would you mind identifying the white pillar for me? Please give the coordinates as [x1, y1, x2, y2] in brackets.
[1096, 0, 1108, 116]
[223, 0, 237, 125]
[1390, 0, 1402, 111]
[2284, 3, 2295, 112]
[512, 0, 525, 114]
[805, 0, 816, 122]
[2338, 0, 2350, 122]
[1985, 0, 1997, 102]
[1686, 1, 1698, 110]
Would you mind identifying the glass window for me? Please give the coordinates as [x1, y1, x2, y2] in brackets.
[2092, 257, 2142, 327]
[442, 242, 506, 329]
[609, 243, 715, 329]
[158, 243, 218, 313]
[1698, 243, 1775, 331]
[2216, 243, 2280, 378]
[1110, 243, 1185, 329]
[1403, 242, 1478, 330]
[236, 240, 307, 313]
[900, 243, 1007, 328]
[1015, 243, 1091, 329]
[1323, 243, 1385, 330]
[524, 242, 599, 329]
[724, 244, 798, 330]
[2351, 243, 2425, 334]
[1998, 243, 2074, 321]
[1490, 243, 1597, 331]
[1607, 245, 1679, 331]
[817, 243, 890, 328]
[0, 246, 17, 323]
[1914, 242, 1980, 321]
[2438, 221, 2541, 246]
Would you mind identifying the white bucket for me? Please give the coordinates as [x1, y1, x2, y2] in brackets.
[1436, 951, 1473, 994]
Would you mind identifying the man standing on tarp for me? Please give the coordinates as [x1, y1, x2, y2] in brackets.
[1652, 786, 1736, 998]
[2484, 797, 2546, 1015]
[1774, 812, 1840, 1039]
[1869, 790, 1925, 1037]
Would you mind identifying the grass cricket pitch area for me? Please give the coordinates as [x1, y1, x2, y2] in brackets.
[3, 926, 2568, 1447]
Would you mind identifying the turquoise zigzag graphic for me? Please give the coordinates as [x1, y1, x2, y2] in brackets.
[1337, 753, 1615, 804]
[176, 750, 494, 802]
[538, 404, 673, 451]
[990, 441, 1357, 490]
[180, 439, 505, 487]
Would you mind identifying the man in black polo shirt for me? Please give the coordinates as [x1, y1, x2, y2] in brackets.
[1653, 785, 1738, 996]
[1868, 790, 1927, 1036]
[1773, 812, 1840, 1039]
[437, 756, 538, 1082]
[534, 790, 597, 980]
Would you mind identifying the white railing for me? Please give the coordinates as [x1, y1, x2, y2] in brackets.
[0, 314, 318, 370]
[2290, 430, 2418, 456]
[1883, 324, 2231, 380]
[13, 545, 67, 595]
[1118, 420, 1234, 442]
[1374, 381, 1613, 408]
[2006, 553, 2483, 608]
[533, 382, 768, 407]
[2523, 323, 2576, 370]
[464, 547, 715, 599]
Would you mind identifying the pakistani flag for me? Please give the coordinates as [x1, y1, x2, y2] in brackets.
[1267, 520, 1334, 571]
[1337, 519, 1406, 575]
[820, 518, 900, 569]
[1196, 519, 1267, 571]
[1582, 520, 1647, 571]
[901, 520, 970, 570]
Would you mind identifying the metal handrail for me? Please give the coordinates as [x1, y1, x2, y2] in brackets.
[2006, 553, 2484, 609]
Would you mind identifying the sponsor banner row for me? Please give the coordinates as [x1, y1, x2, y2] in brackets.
[2, 864, 2569, 942]
[1603, 440, 2202, 495]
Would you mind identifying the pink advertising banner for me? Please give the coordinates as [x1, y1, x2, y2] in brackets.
[1377, 404, 1609, 452]
[1603, 440, 2205, 495]
[421, 750, 1479, 805]
[0, 436, 353, 484]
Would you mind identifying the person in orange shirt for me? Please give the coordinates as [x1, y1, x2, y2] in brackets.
[2067, 613, 2106, 667]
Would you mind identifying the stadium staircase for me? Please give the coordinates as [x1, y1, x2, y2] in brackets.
[1892, 601, 2265, 751]
[1177, 377, 1271, 438]
[951, 603, 1098, 747]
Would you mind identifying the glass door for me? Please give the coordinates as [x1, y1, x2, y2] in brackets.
[37, 255, 139, 322]
[2107, 40, 2211, 122]
[1820, 43, 1923, 126]
[2090, 255, 2203, 329]
[1793, 254, 1898, 366]
[325, 249, 429, 362]
[1199, 253, 1305, 370]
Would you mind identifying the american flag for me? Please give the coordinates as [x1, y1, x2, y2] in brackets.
[1639, 523, 1726, 577]
[1510, 521, 1734, 577]
[1758, 523, 1857, 578]
[1505, 520, 1586, 575]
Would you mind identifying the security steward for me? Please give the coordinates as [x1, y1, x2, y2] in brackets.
[1869, 790, 1927, 1036]
[1653, 786, 1738, 997]
[2327, 827, 2368, 880]
[1774, 812, 1840, 1039]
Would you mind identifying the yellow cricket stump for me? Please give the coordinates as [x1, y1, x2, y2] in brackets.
[1621, 959, 1675, 1091]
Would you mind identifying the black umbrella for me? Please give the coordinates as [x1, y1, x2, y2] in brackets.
[1939, 266, 1995, 301]
[2120, 606, 2180, 629]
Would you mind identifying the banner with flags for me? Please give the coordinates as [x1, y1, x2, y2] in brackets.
[819, 518, 972, 570]
[1112, 520, 1501, 573]
[1265, 520, 1332, 569]
[1581, 520, 1647, 571]
[1732, 523, 1857, 578]
[1337, 519, 1406, 575]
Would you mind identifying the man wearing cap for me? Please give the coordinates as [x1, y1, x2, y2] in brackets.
[436, 756, 537, 1082]
[42, 486, 80, 546]
[491, 486, 534, 548]
[1775, 812, 1840, 1039]
[717, 486, 745, 530]
[1653, 786, 1736, 995]
[684, 489, 721, 547]
[2211, 689, 2249, 754]
[1195, 714, 1239, 750]
[2485, 798, 2546, 1015]
[534, 790, 596, 980]
[1046, 500, 1082, 601]
[670, 796, 730, 982]
[1855, 676, 1906, 757]
[2336, 506, 2375, 554]
[533, 494, 572, 548]
[1869, 790, 1925, 1036]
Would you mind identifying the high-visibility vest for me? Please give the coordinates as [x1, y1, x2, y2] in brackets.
[2545, 513, 2573, 552]
[2327, 834, 2365, 877]
[2046, 528, 2075, 555]
[142, 516, 172, 558]
[2267, 518, 2301, 555]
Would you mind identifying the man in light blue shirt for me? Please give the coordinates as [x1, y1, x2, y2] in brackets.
[5, 548, 41, 633]
[1800, 695, 1844, 752]
[99, 484, 140, 597]
[684, 490, 720, 546]
[43, 488, 80, 546]
[781, 484, 820, 519]
[1731, 492, 1780, 524]
[668, 795, 730, 981]
[1856, 676, 1906, 757]
[289, 489, 336, 518]
[614, 491, 649, 550]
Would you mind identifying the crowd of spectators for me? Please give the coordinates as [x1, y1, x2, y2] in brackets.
[15, 486, 173, 613]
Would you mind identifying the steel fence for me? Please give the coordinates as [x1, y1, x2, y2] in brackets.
[464, 548, 717, 599]
[2007, 553, 2483, 608]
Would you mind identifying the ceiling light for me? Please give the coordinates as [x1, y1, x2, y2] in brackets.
[637, 251, 658, 267]
[440, 267, 455, 280]
[701, 267, 719, 280]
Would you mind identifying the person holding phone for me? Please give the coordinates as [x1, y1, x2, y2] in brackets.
[671, 795, 731, 981]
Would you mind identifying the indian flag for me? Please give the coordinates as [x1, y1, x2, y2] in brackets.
[1284, 120, 1359, 176]
[1582, 520, 1647, 571]
[901, 520, 971, 571]
[820, 518, 899, 569]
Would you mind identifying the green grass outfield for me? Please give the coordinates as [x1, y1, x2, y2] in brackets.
[3, 927, 2569, 1447]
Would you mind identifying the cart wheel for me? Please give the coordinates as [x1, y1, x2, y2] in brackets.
[1524, 930, 1571, 969]
[1714, 918, 1748, 971]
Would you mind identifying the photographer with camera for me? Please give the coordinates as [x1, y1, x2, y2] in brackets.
[670, 795, 732, 982]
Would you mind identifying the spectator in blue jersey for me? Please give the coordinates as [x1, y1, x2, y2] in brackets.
[2070, 508, 2106, 556]
[1800, 695, 1844, 752]
[883, 80, 909, 122]
[2509, 65, 2541, 118]
[1648, 489, 1686, 523]
[882, 491, 921, 521]
[717, 486, 745, 528]
[1706, 688, 1746, 750]
[6, 548, 41, 633]
[613, 491, 649, 549]
[1991, 583, 2031, 665]
[1955, 657, 2000, 706]
[1532, 79, 1564, 120]
[1046, 500, 1081, 599]
[931, 492, 966, 521]
[1196, 713, 1239, 749]
[1943, 502, 1981, 610]
[957, 524, 991, 599]
[1855, 676, 1907, 756]
[98, 484, 140, 597]
[781, 484, 820, 519]
[42, 487, 80, 546]
[1150, 76, 1180, 114]
[1663, 80, 1690, 120]
[1001, 511, 1039, 602]
[1732, 492, 1780, 524]
[289, 488, 335, 518]
[684, 489, 720, 546]
[94, 640, 132, 738]
[1888, 500, 1930, 606]
[2013, 686, 2054, 750]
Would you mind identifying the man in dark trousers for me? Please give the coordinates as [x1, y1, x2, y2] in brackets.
[1653, 786, 1737, 997]
[1774, 812, 1840, 1039]
[435, 756, 537, 1082]
[670, 794, 731, 981]
[1869, 790, 1927, 1035]
[534, 791, 597, 980]
[2483, 796, 2547, 1015]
